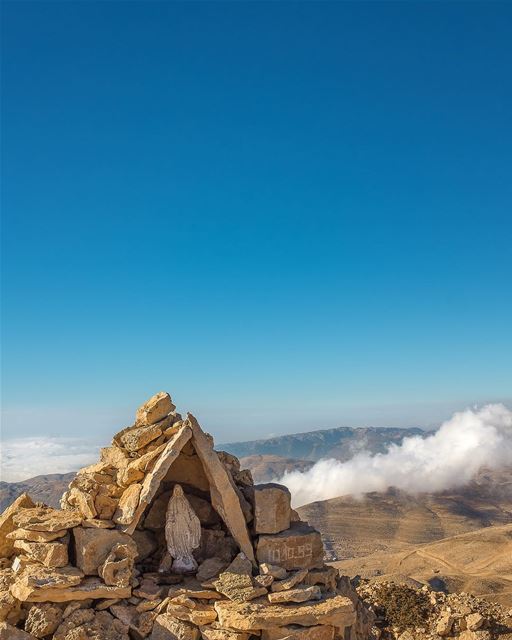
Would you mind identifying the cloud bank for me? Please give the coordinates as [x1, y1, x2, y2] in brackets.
[0, 437, 99, 482]
[279, 404, 512, 507]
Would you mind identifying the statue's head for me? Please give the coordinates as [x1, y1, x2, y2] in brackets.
[173, 484, 184, 498]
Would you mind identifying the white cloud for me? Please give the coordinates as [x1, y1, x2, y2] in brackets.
[0, 437, 100, 482]
[279, 403, 512, 507]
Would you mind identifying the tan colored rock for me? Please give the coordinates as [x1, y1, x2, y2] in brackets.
[67, 486, 97, 519]
[0, 568, 21, 624]
[259, 563, 287, 580]
[13, 575, 131, 603]
[136, 392, 175, 426]
[214, 553, 266, 603]
[254, 574, 274, 588]
[268, 585, 321, 604]
[164, 449, 210, 493]
[200, 624, 251, 640]
[24, 602, 63, 638]
[262, 625, 334, 640]
[14, 539, 68, 568]
[256, 522, 324, 570]
[7, 528, 67, 543]
[436, 612, 454, 636]
[9, 565, 83, 602]
[0, 622, 37, 639]
[73, 526, 136, 575]
[110, 604, 155, 637]
[214, 595, 355, 630]
[150, 614, 199, 640]
[197, 558, 228, 583]
[117, 465, 145, 487]
[303, 567, 337, 592]
[123, 425, 193, 535]
[188, 415, 255, 563]
[119, 424, 163, 453]
[98, 543, 137, 588]
[0, 493, 35, 558]
[271, 569, 308, 592]
[13, 507, 82, 533]
[101, 446, 130, 469]
[53, 608, 129, 640]
[466, 613, 485, 631]
[94, 494, 118, 520]
[113, 483, 142, 525]
[166, 599, 217, 625]
[252, 484, 291, 534]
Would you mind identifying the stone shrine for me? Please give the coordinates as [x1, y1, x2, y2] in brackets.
[0, 391, 373, 640]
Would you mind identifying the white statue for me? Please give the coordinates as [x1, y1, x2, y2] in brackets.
[163, 484, 201, 573]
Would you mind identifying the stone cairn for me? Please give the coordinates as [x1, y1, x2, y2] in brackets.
[0, 392, 373, 640]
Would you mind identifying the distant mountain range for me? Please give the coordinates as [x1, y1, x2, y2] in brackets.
[223, 425, 424, 461]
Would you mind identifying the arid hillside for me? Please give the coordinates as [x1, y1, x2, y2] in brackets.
[297, 467, 512, 606]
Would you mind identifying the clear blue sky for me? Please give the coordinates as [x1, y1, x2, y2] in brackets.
[2, 1, 511, 444]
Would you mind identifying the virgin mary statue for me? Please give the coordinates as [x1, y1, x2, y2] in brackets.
[164, 484, 201, 573]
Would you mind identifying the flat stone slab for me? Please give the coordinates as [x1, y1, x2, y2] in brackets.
[12, 507, 82, 533]
[11, 575, 131, 602]
[214, 595, 355, 630]
[256, 522, 324, 571]
[253, 483, 291, 534]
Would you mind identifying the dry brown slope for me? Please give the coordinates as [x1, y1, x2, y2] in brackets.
[333, 523, 512, 606]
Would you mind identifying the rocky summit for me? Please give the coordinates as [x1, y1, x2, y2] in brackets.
[1, 392, 510, 640]
[0, 391, 368, 640]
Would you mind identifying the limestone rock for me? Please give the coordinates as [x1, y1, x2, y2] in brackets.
[256, 522, 324, 570]
[53, 608, 129, 640]
[267, 585, 321, 604]
[200, 623, 251, 640]
[7, 528, 67, 543]
[436, 612, 454, 636]
[260, 563, 287, 580]
[188, 415, 255, 563]
[303, 567, 337, 592]
[0, 568, 21, 624]
[101, 446, 131, 469]
[14, 538, 68, 568]
[252, 483, 291, 534]
[466, 613, 485, 631]
[271, 569, 308, 592]
[262, 625, 335, 640]
[0, 622, 37, 639]
[73, 527, 136, 575]
[166, 599, 217, 625]
[67, 487, 97, 519]
[214, 595, 355, 630]
[113, 483, 142, 525]
[150, 614, 200, 640]
[0, 494, 35, 558]
[99, 543, 137, 588]
[24, 602, 63, 638]
[136, 392, 175, 426]
[196, 558, 228, 583]
[9, 565, 83, 602]
[254, 574, 274, 588]
[13, 507, 82, 533]
[119, 424, 163, 453]
[13, 575, 131, 603]
[110, 604, 156, 637]
[213, 553, 266, 603]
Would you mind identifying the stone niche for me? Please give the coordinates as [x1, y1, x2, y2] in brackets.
[136, 439, 238, 574]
